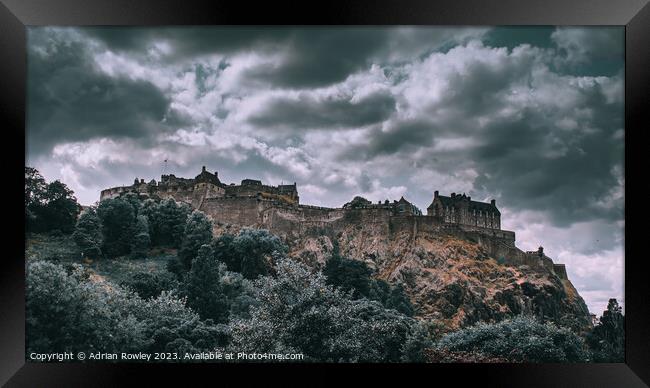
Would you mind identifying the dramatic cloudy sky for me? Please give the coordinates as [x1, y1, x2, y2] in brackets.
[26, 26, 624, 315]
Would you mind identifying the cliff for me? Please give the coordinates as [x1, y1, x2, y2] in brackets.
[259, 214, 592, 334]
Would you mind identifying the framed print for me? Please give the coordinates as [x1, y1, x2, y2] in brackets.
[2, 0, 649, 386]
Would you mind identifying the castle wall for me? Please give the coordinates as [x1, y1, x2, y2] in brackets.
[200, 196, 267, 226]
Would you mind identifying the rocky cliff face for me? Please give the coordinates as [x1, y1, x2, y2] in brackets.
[287, 224, 592, 334]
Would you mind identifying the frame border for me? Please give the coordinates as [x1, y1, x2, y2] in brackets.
[1, 0, 648, 386]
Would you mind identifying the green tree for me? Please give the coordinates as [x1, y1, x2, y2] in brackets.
[26, 260, 227, 356]
[72, 207, 102, 259]
[25, 167, 81, 234]
[586, 299, 625, 362]
[143, 198, 190, 248]
[385, 283, 415, 317]
[323, 255, 415, 316]
[184, 244, 255, 323]
[130, 215, 151, 259]
[25, 167, 47, 232]
[228, 258, 421, 362]
[214, 228, 287, 279]
[179, 211, 213, 269]
[323, 254, 372, 298]
[97, 198, 136, 258]
[436, 315, 591, 362]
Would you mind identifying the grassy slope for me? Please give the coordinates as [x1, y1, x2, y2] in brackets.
[25, 233, 173, 285]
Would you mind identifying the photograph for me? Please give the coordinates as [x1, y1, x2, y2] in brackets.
[23, 25, 626, 364]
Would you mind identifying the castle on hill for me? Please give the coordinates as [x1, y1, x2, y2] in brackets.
[99, 166, 566, 279]
[101, 166, 502, 231]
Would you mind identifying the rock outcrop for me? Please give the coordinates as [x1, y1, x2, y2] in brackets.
[287, 224, 592, 334]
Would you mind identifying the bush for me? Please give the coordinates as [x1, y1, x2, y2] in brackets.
[436, 315, 591, 362]
[26, 260, 227, 356]
[119, 270, 179, 299]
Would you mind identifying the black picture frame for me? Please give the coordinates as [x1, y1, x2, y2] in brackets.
[2, 0, 648, 386]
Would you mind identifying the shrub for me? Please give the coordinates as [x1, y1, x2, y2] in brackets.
[436, 315, 591, 362]
[119, 270, 179, 299]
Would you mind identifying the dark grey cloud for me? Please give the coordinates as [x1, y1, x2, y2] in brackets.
[248, 91, 396, 129]
[472, 104, 623, 226]
[341, 120, 438, 160]
[83, 27, 394, 88]
[26, 28, 176, 156]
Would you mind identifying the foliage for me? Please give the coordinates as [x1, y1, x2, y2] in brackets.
[586, 299, 625, 362]
[183, 244, 255, 323]
[25, 167, 81, 234]
[213, 228, 287, 279]
[228, 258, 424, 362]
[130, 215, 151, 259]
[119, 270, 179, 300]
[179, 211, 213, 269]
[141, 198, 191, 248]
[400, 321, 435, 362]
[26, 260, 227, 356]
[385, 283, 415, 317]
[72, 207, 103, 259]
[425, 348, 509, 363]
[97, 198, 136, 258]
[324, 255, 415, 316]
[323, 254, 372, 298]
[436, 315, 591, 362]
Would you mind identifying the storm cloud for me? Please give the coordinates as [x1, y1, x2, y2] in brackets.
[26, 26, 624, 314]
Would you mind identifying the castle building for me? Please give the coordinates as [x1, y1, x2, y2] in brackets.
[100, 166, 299, 205]
[427, 191, 501, 230]
[342, 196, 423, 215]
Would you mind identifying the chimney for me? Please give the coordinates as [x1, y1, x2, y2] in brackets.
[141, 179, 144, 184]
[468, 196, 471, 201]
[491, 199, 496, 206]
[434, 190, 439, 198]
[202, 166, 206, 172]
